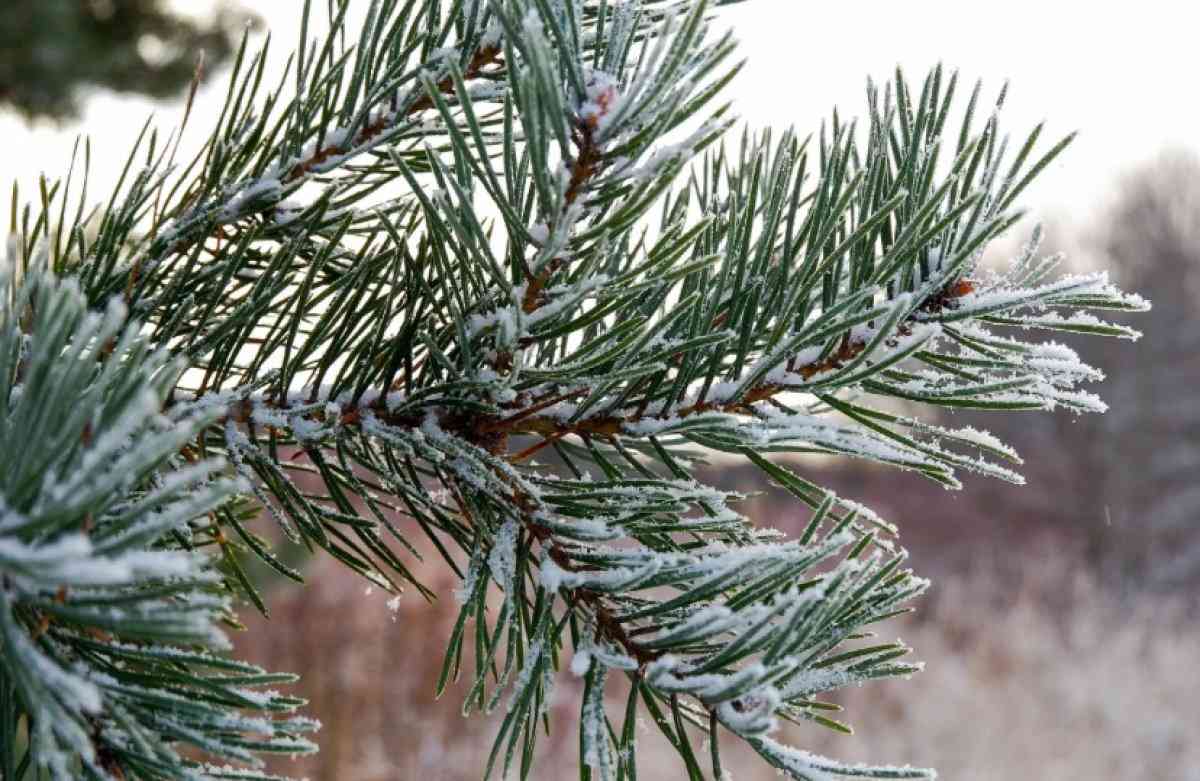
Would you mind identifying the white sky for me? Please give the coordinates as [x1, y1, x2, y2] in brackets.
[3, 0, 1197, 229]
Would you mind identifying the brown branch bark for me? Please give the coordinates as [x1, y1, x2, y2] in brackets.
[286, 45, 503, 182]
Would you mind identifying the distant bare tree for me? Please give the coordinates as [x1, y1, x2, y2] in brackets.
[985, 151, 1200, 588]
[1092, 151, 1200, 584]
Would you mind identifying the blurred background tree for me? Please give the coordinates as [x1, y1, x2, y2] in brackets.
[0, 0, 254, 122]
[997, 151, 1200, 587]
[1089, 152, 1200, 585]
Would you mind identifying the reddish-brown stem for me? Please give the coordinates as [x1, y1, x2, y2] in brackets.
[286, 46, 503, 182]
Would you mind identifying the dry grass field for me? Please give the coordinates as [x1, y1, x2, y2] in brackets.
[234, 493, 1199, 780]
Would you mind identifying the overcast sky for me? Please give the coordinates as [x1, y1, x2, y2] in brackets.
[4, 1, 1197, 232]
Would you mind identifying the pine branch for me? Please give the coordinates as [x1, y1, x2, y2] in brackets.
[0, 263, 315, 780]
[3, 1, 1149, 779]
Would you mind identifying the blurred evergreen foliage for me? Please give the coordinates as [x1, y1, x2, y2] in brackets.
[0, 0, 254, 121]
